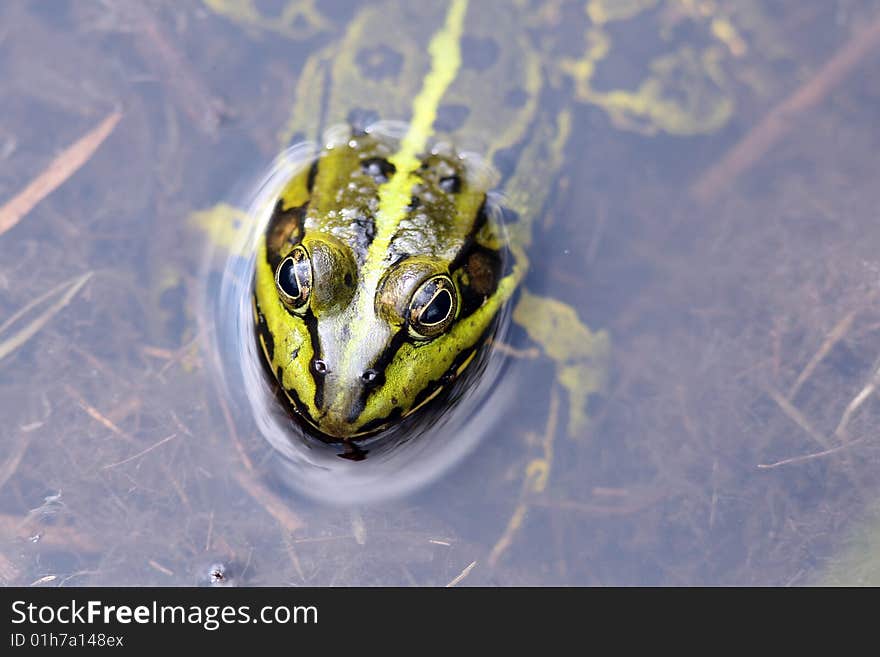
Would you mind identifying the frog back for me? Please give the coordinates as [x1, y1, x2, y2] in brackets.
[283, 0, 567, 242]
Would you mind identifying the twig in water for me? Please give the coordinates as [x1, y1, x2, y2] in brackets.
[0, 113, 121, 235]
[234, 471, 303, 535]
[833, 358, 880, 440]
[764, 385, 831, 450]
[0, 272, 93, 362]
[66, 384, 138, 446]
[690, 16, 880, 204]
[758, 437, 865, 469]
[446, 560, 477, 587]
[489, 387, 560, 567]
[787, 308, 860, 401]
[101, 433, 178, 470]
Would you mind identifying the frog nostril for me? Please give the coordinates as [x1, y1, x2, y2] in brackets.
[361, 369, 380, 385]
[314, 359, 328, 375]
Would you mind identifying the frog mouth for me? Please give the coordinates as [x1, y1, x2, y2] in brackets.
[277, 386, 392, 442]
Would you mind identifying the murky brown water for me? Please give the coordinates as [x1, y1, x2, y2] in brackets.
[2, 0, 880, 586]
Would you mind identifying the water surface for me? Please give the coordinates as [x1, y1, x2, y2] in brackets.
[2, 0, 879, 585]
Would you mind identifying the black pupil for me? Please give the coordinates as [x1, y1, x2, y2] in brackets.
[422, 289, 452, 325]
[278, 258, 300, 298]
[439, 175, 461, 193]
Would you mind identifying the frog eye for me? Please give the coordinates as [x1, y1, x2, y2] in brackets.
[275, 245, 312, 313]
[408, 274, 458, 340]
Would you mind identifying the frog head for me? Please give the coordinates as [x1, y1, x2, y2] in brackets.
[254, 131, 514, 440]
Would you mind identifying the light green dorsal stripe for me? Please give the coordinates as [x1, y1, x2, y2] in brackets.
[334, 0, 468, 414]
[363, 0, 467, 290]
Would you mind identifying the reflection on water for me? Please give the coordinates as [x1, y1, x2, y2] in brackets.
[1, 0, 880, 585]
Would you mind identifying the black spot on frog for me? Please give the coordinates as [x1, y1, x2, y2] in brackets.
[357, 45, 404, 81]
[434, 104, 470, 132]
[461, 35, 499, 71]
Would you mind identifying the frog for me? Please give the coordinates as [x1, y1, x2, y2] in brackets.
[196, 0, 615, 447]
[210, 0, 777, 403]
[253, 0, 614, 443]
[189, 0, 769, 557]
[192, 0, 771, 450]
[189, 0, 780, 446]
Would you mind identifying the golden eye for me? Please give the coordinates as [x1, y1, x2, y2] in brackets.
[408, 274, 458, 340]
[275, 245, 312, 313]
